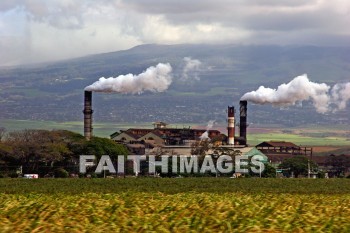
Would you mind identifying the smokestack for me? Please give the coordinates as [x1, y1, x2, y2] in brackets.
[83, 91, 93, 141]
[227, 106, 235, 145]
[239, 100, 247, 145]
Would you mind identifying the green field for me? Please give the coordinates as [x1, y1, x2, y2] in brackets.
[248, 133, 350, 146]
[1, 178, 350, 194]
[0, 119, 156, 137]
[1, 178, 350, 232]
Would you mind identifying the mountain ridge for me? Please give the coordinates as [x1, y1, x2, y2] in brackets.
[0, 44, 349, 126]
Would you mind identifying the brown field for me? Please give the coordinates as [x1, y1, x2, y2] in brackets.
[312, 146, 343, 153]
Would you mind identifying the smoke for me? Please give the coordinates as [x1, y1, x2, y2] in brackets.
[85, 63, 172, 94]
[241, 74, 331, 113]
[181, 57, 202, 81]
[200, 120, 215, 140]
[331, 82, 350, 111]
[241, 74, 350, 113]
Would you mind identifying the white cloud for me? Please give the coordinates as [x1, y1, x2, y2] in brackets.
[0, 0, 350, 66]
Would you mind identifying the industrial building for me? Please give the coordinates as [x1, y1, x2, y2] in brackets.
[83, 90, 249, 148]
[84, 91, 348, 178]
[111, 123, 221, 146]
[256, 141, 313, 157]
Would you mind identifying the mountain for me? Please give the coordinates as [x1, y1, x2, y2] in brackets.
[0, 44, 349, 126]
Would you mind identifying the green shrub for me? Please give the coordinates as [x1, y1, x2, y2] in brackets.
[54, 168, 69, 178]
[8, 173, 19, 178]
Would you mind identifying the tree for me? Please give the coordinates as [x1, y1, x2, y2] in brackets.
[1, 129, 128, 176]
[326, 154, 350, 177]
[261, 164, 276, 178]
[80, 137, 129, 159]
[210, 134, 226, 145]
[191, 139, 211, 156]
[279, 156, 317, 178]
[54, 168, 69, 178]
[212, 146, 242, 157]
[5, 129, 73, 174]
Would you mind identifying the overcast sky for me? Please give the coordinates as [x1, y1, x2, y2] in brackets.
[1, 0, 349, 66]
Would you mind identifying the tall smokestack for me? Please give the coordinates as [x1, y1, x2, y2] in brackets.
[227, 106, 235, 145]
[83, 91, 93, 141]
[239, 100, 247, 145]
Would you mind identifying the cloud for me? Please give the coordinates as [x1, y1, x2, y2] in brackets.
[181, 57, 202, 81]
[0, 0, 350, 65]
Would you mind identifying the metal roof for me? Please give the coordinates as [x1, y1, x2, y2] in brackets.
[244, 148, 268, 162]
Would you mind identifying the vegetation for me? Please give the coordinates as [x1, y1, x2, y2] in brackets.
[326, 155, 350, 177]
[1, 179, 350, 232]
[54, 168, 69, 178]
[1, 178, 350, 195]
[279, 156, 318, 178]
[0, 129, 128, 177]
[2, 192, 350, 232]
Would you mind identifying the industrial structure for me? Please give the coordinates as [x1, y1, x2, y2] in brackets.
[81, 91, 350, 178]
[83, 91, 249, 146]
[227, 106, 235, 145]
[226, 100, 248, 146]
[81, 91, 331, 178]
[111, 123, 222, 146]
[239, 100, 248, 145]
[256, 141, 313, 157]
[83, 91, 93, 141]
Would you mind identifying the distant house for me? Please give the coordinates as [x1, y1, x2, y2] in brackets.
[256, 141, 312, 156]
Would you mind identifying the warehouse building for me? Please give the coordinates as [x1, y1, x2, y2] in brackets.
[111, 121, 222, 147]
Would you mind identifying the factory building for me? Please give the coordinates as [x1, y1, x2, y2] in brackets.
[83, 91, 249, 146]
[111, 123, 222, 146]
[256, 141, 312, 157]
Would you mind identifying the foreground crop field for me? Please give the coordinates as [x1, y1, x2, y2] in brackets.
[2, 193, 350, 232]
[1, 179, 350, 232]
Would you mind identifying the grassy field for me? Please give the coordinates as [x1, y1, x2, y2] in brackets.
[1, 178, 350, 194]
[1, 178, 350, 232]
[248, 132, 350, 146]
[0, 119, 157, 137]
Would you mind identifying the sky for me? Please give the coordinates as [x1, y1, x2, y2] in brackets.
[0, 0, 349, 66]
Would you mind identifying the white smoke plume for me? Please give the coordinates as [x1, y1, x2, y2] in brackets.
[200, 120, 215, 140]
[331, 82, 350, 111]
[181, 57, 202, 81]
[240, 74, 331, 113]
[85, 63, 172, 94]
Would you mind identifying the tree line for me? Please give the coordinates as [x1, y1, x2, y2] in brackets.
[0, 128, 128, 178]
